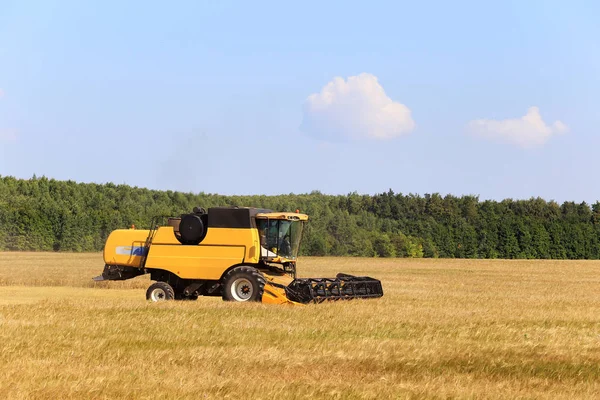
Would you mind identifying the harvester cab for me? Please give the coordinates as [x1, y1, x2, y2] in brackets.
[94, 207, 383, 304]
[255, 212, 307, 277]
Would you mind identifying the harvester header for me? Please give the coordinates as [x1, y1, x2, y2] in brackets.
[94, 207, 383, 304]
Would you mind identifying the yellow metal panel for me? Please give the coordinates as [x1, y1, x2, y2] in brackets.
[150, 227, 180, 245]
[261, 271, 301, 305]
[262, 283, 298, 305]
[151, 226, 260, 263]
[105, 226, 262, 280]
[201, 227, 255, 248]
[103, 229, 150, 267]
[246, 227, 260, 264]
[145, 244, 246, 280]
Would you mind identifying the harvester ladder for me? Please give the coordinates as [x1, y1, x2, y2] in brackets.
[139, 218, 160, 268]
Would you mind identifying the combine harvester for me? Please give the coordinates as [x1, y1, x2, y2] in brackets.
[94, 207, 383, 304]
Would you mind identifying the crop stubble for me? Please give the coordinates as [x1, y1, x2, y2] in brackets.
[1, 253, 600, 399]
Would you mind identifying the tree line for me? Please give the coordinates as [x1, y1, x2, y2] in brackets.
[1, 175, 599, 259]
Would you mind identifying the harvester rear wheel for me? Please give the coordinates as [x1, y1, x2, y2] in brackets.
[222, 266, 265, 302]
[146, 282, 175, 302]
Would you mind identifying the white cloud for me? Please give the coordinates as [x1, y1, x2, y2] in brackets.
[468, 107, 568, 148]
[301, 73, 415, 141]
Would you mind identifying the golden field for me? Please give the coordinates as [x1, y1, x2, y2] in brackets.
[1, 253, 600, 399]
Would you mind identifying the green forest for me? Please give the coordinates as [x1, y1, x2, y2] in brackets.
[1, 175, 599, 259]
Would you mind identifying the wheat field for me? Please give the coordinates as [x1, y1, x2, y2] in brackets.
[1, 253, 600, 399]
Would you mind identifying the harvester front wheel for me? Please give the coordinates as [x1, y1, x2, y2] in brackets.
[146, 282, 175, 302]
[222, 266, 265, 302]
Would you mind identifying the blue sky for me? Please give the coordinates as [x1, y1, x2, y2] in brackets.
[1, 0, 599, 202]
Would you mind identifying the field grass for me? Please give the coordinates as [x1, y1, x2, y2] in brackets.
[1, 253, 600, 399]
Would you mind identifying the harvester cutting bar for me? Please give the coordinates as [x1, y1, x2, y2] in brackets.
[285, 273, 383, 304]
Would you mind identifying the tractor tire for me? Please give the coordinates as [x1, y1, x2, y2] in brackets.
[222, 266, 265, 302]
[146, 282, 175, 302]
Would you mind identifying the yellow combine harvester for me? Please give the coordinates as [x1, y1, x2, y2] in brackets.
[94, 207, 383, 304]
